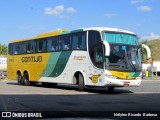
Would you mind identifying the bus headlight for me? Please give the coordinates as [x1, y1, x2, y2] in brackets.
[136, 77, 141, 79]
[106, 74, 117, 79]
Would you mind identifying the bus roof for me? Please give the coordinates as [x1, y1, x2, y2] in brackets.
[83, 27, 136, 35]
[9, 29, 69, 43]
[9, 27, 136, 43]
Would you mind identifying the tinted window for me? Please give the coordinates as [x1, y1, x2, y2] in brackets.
[88, 30, 101, 48]
[59, 35, 71, 51]
[88, 30, 103, 68]
[72, 32, 86, 50]
[12, 42, 26, 54]
[8, 44, 14, 55]
[47, 36, 59, 51]
[37, 39, 47, 52]
[94, 45, 104, 68]
[26, 41, 36, 53]
[8, 31, 87, 55]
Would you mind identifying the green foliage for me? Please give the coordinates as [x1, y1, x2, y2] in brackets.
[0, 44, 8, 55]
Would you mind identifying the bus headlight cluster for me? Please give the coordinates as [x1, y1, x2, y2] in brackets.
[106, 74, 117, 79]
[136, 77, 141, 79]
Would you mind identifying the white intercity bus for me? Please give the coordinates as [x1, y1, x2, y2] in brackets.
[7, 27, 142, 92]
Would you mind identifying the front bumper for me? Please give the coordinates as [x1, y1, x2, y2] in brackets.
[104, 78, 142, 87]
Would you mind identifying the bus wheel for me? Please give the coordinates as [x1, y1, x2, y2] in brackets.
[23, 72, 30, 86]
[17, 73, 23, 85]
[108, 87, 114, 93]
[78, 73, 85, 91]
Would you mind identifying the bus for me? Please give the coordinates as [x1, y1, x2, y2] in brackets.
[7, 27, 142, 92]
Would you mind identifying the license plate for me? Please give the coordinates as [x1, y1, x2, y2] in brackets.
[123, 82, 130, 86]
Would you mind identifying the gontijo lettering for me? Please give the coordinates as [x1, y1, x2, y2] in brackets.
[22, 56, 42, 63]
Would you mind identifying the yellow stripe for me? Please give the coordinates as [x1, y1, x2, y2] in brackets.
[109, 70, 134, 79]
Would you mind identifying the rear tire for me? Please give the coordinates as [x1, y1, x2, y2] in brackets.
[78, 73, 85, 91]
[23, 72, 30, 86]
[17, 73, 23, 85]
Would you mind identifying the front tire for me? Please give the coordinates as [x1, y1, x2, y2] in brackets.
[78, 73, 85, 91]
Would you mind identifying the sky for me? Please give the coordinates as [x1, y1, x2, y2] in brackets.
[0, 0, 160, 45]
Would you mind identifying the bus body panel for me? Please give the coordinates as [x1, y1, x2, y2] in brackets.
[38, 51, 95, 85]
[7, 53, 51, 81]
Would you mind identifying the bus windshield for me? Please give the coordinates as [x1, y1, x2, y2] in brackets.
[103, 32, 141, 72]
[105, 44, 141, 72]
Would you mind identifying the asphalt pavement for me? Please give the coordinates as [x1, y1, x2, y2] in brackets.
[0, 79, 160, 119]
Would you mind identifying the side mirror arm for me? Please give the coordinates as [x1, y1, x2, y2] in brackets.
[102, 40, 110, 56]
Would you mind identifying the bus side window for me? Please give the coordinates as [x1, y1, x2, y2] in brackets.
[78, 34, 86, 50]
[72, 32, 86, 50]
[72, 35, 78, 50]
[26, 42, 31, 53]
[88, 30, 101, 48]
[19, 43, 26, 54]
[26, 41, 36, 53]
[47, 38, 54, 51]
[53, 37, 59, 51]
[32, 41, 36, 53]
[47, 36, 59, 52]
[64, 38, 71, 50]
[37, 39, 47, 52]
[60, 35, 71, 51]
[13, 43, 19, 54]
[8, 44, 14, 55]
[58, 40, 62, 51]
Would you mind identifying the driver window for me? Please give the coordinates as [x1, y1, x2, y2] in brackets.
[93, 45, 104, 68]
[95, 46, 103, 63]
[88, 30, 103, 69]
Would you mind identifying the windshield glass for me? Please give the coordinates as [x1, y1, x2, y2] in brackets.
[105, 44, 141, 72]
[103, 32, 141, 72]
[103, 32, 138, 45]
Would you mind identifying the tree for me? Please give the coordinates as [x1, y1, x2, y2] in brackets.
[0, 44, 8, 55]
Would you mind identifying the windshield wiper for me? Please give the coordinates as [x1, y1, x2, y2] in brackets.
[128, 58, 136, 72]
[124, 48, 137, 72]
